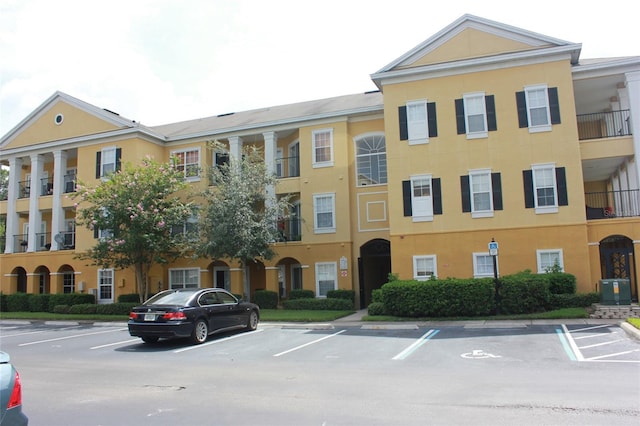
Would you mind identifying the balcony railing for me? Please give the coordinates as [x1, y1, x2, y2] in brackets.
[8, 231, 75, 252]
[577, 109, 632, 141]
[275, 156, 300, 178]
[275, 218, 302, 242]
[585, 189, 640, 219]
[18, 180, 30, 199]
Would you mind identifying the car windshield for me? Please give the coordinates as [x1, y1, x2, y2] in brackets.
[144, 290, 196, 306]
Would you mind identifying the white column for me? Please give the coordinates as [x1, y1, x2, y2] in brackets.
[51, 150, 68, 250]
[626, 71, 640, 189]
[4, 157, 20, 253]
[228, 136, 243, 165]
[262, 131, 277, 207]
[27, 154, 44, 252]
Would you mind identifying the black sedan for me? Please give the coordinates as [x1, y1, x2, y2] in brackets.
[128, 288, 260, 344]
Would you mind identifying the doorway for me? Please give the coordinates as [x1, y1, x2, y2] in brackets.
[358, 239, 391, 309]
[600, 235, 637, 301]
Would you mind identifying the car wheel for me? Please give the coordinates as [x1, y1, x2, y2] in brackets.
[191, 319, 208, 344]
[141, 336, 159, 344]
[246, 310, 259, 331]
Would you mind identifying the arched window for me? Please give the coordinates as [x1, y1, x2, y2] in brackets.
[355, 134, 387, 186]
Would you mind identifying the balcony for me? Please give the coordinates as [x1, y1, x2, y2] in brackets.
[275, 218, 302, 242]
[577, 110, 631, 141]
[275, 156, 300, 179]
[585, 189, 640, 220]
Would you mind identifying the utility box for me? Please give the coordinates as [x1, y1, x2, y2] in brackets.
[599, 279, 631, 305]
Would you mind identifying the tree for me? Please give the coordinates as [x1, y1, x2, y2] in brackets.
[73, 157, 197, 302]
[199, 142, 293, 299]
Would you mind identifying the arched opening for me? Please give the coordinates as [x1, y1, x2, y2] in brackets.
[358, 239, 391, 309]
[599, 234, 637, 302]
[207, 260, 230, 290]
[275, 257, 303, 299]
[247, 260, 265, 301]
[13, 267, 27, 293]
[34, 266, 51, 294]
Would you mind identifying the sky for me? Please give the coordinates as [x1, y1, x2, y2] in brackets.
[1, 0, 638, 137]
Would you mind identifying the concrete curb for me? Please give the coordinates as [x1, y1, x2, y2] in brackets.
[620, 321, 640, 340]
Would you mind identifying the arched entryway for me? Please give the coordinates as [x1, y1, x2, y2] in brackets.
[208, 260, 231, 290]
[358, 239, 391, 309]
[599, 235, 637, 302]
[35, 266, 51, 294]
[275, 257, 303, 299]
[13, 267, 27, 293]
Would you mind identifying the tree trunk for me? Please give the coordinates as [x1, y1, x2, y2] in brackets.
[134, 263, 150, 303]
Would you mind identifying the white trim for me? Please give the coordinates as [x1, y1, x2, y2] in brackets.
[413, 255, 437, 281]
[312, 128, 334, 168]
[313, 192, 336, 234]
[406, 100, 429, 145]
[536, 249, 564, 273]
[315, 262, 337, 298]
[473, 252, 497, 278]
[410, 174, 434, 222]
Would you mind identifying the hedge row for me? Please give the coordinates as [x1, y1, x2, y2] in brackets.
[251, 289, 356, 310]
[0, 293, 96, 313]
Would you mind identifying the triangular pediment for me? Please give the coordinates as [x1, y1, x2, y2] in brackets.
[372, 14, 581, 85]
[0, 91, 137, 150]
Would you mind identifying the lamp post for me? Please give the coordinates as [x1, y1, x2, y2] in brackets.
[489, 238, 500, 314]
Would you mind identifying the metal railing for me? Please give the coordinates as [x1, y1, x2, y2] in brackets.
[18, 180, 30, 199]
[275, 156, 300, 178]
[275, 218, 302, 242]
[585, 189, 640, 219]
[577, 109, 632, 141]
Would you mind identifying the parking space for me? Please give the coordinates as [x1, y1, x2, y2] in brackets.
[560, 323, 640, 363]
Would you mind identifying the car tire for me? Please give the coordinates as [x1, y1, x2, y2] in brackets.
[191, 319, 208, 344]
[141, 336, 159, 344]
[246, 310, 259, 331]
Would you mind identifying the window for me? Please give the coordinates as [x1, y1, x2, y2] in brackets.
[402, 175, 442, 222]
[537, 249, 564, 273]
[63, 271, 75, 294]
[413, 255, 437, 280]
[399, 100, 438, 144]
[312, 129, 333, 167]
[315, 262, 337, 297]
[313, 193, 335, 233]
[460, 170, 503, 218]
[355, 133, 387, 186]
[523, 165, 567, 214]
[288, 141, 300, 177]
[96, 147, 121, 178]
[98, 269, 114, 303]
[172, 148, 200, 180]
[473, 253, 496, 278]
[516, 85, 560, 132]
[171, 213, 199, 241]
[170, 268, 200, 289]
[455, 93, 497, 138]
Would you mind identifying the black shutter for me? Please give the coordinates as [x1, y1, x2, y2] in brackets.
[548, 87, 561, 124]
[491, 172, 503, 210]
[460, 175, 471, 212]
[399, 106, 408, 141]
[432, 178, 442, 215]
[516, 91, 528, 128]
[455, 99, 466, 134]
[523, 170, 534, 208]
[556, 167, 568, 206]
[115, 148, 122, 172]
[95, 152, 101, 178]
[94, 227, 99, 239]
[427, 102, 437, 137]
[485, 95, 497, 131]
[402, 180, 412, 216]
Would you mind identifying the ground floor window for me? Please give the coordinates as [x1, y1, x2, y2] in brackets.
[473, 253, 497, 278]
[63, 272, 75, 293]
[170, 268, 200, 289]
[292, 264, 303, 290]
[537, 249, 564, 273]
[413, 255, 437, 280]
[98, 269, 114, 303]
[315, 262, 337, 297]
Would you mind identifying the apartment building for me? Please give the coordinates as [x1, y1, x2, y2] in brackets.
[1, 15, 639, 307]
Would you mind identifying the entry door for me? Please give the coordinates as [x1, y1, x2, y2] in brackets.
[214, 267, 230, 290]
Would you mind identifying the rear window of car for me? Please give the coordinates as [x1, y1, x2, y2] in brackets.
[144, 291, 195, 306]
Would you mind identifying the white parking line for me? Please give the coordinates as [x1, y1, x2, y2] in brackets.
[174, 329, 264, 353]
[579, 339, 626, 349]
[0, 330, 47, 338]
[18, 328, 127, 346]
[392, 329, 439, 360]
[91, 339, 140, 349]
[273, 329, 346, 357]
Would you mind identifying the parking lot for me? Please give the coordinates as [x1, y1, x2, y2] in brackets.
[2, 319, 639, 425]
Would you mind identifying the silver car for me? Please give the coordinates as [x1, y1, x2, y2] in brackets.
[0, 352, 28, 425]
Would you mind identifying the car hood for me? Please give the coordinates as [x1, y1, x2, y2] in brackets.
[0, 351, 10, 364]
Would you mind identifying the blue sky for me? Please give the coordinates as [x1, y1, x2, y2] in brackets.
[1, 0, 638, 136]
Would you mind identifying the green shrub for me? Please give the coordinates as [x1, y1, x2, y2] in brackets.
[6, 293, 31, 312]
[53, 305, 71, 314]
[283, 298, 353, 310]
[0, 293, 6, 312]
[117, 293, 141, 303]
[367, 302, 386, 316]
[48, 293, 95, 312]
[546, 272, 577, 294]
[499, 271, 550, 314]
[327, 289, 355, 307]
[371, 289, 383, 304]
[549, 292, 599, 309]
[289, 289, 314, 300]
[28, 294, 51, 312]
[69, 304, 97, 314]
[381, 278, 495, 317]
[253, 290, 279, 309]
[96, 303, 138, 315]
